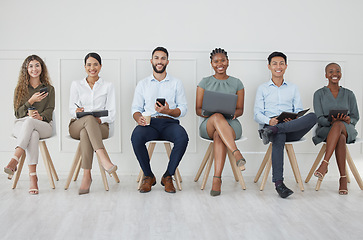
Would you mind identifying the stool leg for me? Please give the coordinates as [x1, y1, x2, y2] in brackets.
[164, 143, 182, 191]
[136, 169, 143, 183]
[39, 141, 55, 189]
[175, 168, 182, 191]
[227, 149, 246, 190]
[176, 168, 182, 183]
[254, 144, 272, 183]
[345, 147, 363, 190]
[65, 143, 82, 190]
[315, 178, 323, 191]
[97, 157, 109, 191]
[285, 145, 299, 184]
[73, 157, 82, 181]
[227, 150, 240, 182]
[41, 140, 59, 181]
[137, 170, 144, 190]
[194, 143, 213, 182]
[260, 157, 272, 191]
[346, 167, 351, 183]
[285, 144, 304, 191]
[12, 153, 26, 189]
[103, 149, 120, 183]
[201, 150, 214, 190]
[305, 144, 326, 183]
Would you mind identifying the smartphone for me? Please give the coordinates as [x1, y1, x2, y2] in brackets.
[156, 98, 165, 107]
[40, 87, 48, 93]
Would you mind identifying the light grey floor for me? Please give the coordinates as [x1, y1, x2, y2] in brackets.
[0, 174, 362, 240]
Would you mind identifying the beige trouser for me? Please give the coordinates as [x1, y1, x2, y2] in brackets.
[13, 117, 53, 165]
[69, 115, 109, 169]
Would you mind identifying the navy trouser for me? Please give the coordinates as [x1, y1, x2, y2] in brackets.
[270, 113, 317, 182]
[131, 118, 189, 177]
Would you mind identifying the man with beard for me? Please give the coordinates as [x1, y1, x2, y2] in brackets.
[131, 47, 189, 193]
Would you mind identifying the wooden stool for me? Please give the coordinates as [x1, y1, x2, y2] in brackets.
[136, 140, 182, 191]
[64, 139, 120, 191]
[305, 138, 363, 191]
[194, 136, 247, 190]
[11, 139, 59, 189]
[254, 138, 306, 191]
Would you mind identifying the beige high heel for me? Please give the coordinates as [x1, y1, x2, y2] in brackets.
[105, 165, 118, 176]
[314, 160, 329, 179]
[339, 176, 348, 195]
[29, 172, 39, 195]
[79, 179, 92, 195]
[4, 156, 19, 179]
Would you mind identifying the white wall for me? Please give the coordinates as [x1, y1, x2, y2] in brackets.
[1, 1, 362, 178]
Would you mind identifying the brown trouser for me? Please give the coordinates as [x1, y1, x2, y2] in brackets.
[69, 115, 109, 169]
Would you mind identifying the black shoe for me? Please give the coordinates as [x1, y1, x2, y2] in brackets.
[275, 183, 294, 198]
[258, 128, 273, 145]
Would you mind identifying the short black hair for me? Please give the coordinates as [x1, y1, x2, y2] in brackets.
[325, 62, 341, 73]
[210, 48, 228, 61]
[152, 47, 169, 59]
[84, 52, 102, 65]
[268, 52, 287, 65]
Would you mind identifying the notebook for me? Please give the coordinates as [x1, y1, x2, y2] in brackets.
[76, 110, 108, 118]
[276, 108, 310, 123]
[202, 90, 237, 119]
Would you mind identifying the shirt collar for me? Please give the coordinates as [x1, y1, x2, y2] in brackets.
[82, 77, 103, 85]
[149, 73, 170, 82]
[268, 79, 288, 87]
[29, 83, 46, 90]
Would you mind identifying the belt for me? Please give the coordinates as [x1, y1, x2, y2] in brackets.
[153, 116, 174, 120]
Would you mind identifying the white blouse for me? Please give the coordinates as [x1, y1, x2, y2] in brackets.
[69, 77, 116, 124]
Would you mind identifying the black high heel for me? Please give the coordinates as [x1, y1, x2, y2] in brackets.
[210, 176, 222, 197]
[232, 149, 246, 169]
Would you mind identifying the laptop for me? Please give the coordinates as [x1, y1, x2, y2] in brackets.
[202, 90, 237, 119]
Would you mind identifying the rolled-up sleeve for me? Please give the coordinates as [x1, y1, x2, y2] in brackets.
[69, 81, 78, 119]
[348, 91, 359, 126]
[313, 90, 330, 127]
[254, 85, 270, 125]
[131, 82, 145, 116]
[40, 86, 55, 122]
[101, 82, 116, 124]
[175, 79, 188, 118]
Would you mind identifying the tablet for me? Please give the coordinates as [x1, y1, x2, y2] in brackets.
[327, 109, 348, 122]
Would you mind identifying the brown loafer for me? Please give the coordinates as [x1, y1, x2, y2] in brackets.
[161, 176, 176, 193]
[139, 176, 156, 193]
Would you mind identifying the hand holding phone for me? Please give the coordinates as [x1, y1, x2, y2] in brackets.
[40, 87, 48, 93]
[156, 98, 165, 107]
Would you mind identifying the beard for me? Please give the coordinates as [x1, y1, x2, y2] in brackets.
[152, 63, 167, 74]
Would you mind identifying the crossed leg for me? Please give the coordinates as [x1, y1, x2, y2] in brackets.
[315, 121, 348, 194]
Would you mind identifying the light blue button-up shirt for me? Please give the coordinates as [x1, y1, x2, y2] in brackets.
[131, 73, 188, 119]
[254, 79, 303, 128]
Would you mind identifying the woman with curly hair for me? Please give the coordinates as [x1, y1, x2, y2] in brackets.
[4, 55, 55, 195]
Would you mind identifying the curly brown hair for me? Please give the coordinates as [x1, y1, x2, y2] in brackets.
[14, 55, 52, 109]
